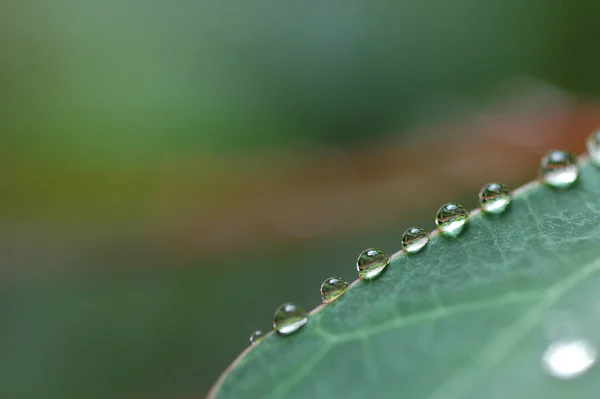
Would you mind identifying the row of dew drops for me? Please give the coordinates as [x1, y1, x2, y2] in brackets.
[248, 131, 600, 380]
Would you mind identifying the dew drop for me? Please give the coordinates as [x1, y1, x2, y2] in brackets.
[402, 227, 429, 254]
[320, 276, 349, 303]
[479, 182, 512, 214]
[273, 303, 308, 336]
[249, 329, 265, 345]
[540, 150, 579, 188]
[356, 248, 390, 280]
[436, 203, 468, 237]
[542, 339, 597, 380]
[586, 129, 600, 166]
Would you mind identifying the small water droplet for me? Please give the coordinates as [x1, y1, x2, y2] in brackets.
[273, 303, 308, 336]
[479, 182, 512, 214]
[436, 203, 468, 237]
[541, 150, 579, 188]
[356, 248, 390, 280]
[249, 329, 265, 345]
[320, 276, 349, 303]
[542, 339, 597, 379]
[586, 130, 600, 165]
[402, 227, 429, 254]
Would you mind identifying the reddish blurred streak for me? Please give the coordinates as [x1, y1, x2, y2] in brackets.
[150, 103, 600, 261]
[3, 103, 599, 274]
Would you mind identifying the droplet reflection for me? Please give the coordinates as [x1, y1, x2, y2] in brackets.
[249, 329, 265, 345]
[402, 227, 429, 254]
[436, 202, 468, 237]
[586, 129, 600, 166]
[320, 276, 349, 303]
[356, 248, 390, 280]
[273, 303, 308, 336]
[479, 182, 511, 214]
[540, 150, 579, 188]
[542, 339, 597, 380]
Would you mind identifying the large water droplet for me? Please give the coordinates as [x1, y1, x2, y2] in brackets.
[542, 339, 597, 379]
[586, 130, 600, 165]
[479, 182, 511, 214]
[273, 303, 308, 336]
[320, 276, 349, 303]
[436, 203, 468, 237]
[356, 248, 390, 280]
[540, 150, 579, 188]
[402, 227, 429, 254]
[249, 329, 265, 345]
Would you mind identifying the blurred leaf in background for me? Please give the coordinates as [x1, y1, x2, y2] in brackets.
[1, 0, 600, 397]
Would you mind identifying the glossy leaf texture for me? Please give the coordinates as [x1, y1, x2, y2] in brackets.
[209, 160, 600, 399]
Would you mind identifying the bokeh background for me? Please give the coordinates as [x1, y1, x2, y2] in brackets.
[2, 1, 600, 398]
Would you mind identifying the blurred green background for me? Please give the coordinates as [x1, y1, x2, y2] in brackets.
[2, 0, 600, 398]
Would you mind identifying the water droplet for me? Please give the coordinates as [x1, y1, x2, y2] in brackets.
[320, 276, 349, 303]
[273, 303, 308, 336]
[436, 203, 468, 237]
[402, 227, 429, 254]
[356, 248, 390, 280]
[542, 339, 597, 379]
[540, 150, 579, 188]
[479, 182, 512, 214]
[586, 130, 600, 165]
[249, 329, 265, 345]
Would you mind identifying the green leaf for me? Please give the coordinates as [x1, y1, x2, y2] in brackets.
[209, 159, 600, 399]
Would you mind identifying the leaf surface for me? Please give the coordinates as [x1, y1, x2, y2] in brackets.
[209, 160, 600, 399]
